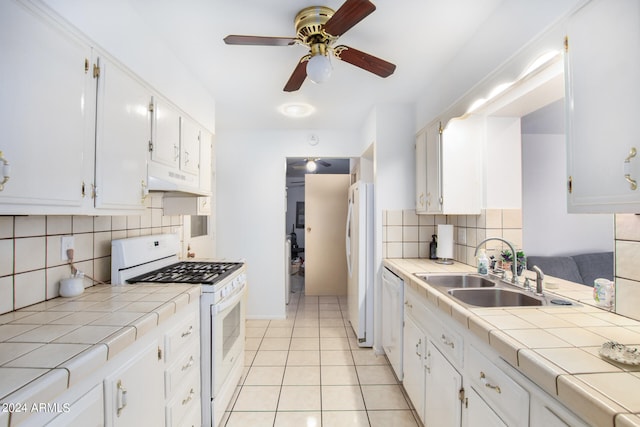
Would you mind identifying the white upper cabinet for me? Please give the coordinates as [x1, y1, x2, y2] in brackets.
[94, 56, 150, 211]
[415, 121, 444, 214]
[148, 99, 205, 193]
[151, 99, 181, 169]
[565, 0, 640, 212]
[0, 0, 95, 214]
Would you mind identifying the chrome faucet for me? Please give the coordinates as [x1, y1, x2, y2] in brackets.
[475, 237, 519, 285]
[532, 265, 544, 295]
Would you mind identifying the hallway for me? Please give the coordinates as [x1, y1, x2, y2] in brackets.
[220, 276, 420, 427]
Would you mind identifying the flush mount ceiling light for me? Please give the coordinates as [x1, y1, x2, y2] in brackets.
[279, 102, 315, 118]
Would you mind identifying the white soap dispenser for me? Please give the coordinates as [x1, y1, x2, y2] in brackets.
[477, 249, 489, 276]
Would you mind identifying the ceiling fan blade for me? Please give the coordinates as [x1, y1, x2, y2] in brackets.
[224, 35, 297, 46]
[334, 45, 396, 78]
[284, 56, 309, 92]
[323, 0, 376, 37]
[317, 160, 332, 167]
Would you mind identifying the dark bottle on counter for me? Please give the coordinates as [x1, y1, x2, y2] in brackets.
[429, 234, 438, 259]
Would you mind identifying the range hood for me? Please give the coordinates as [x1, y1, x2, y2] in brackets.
[148, 162, 210, 196]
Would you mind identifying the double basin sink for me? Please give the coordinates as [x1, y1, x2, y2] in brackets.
[414, 273, 574, 308]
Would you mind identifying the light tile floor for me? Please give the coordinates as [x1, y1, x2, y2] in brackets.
[220, 276, 421, 427]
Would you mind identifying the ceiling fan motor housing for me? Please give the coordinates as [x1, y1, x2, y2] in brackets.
[295, 6, 336, 47]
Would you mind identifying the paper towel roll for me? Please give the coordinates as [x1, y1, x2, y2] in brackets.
[436, 224, 454, 262]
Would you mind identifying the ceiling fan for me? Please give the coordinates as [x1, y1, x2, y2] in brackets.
[223, 0, 396, 92]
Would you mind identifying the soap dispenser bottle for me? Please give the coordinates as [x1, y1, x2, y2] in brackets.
[429, 235, 437, 259]
[477, 249, 489, 275]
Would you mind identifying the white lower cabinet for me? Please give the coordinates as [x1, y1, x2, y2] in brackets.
[46, 384, 104, 427]
[424, 341, 462, 427]
[402, 313, 426, 423]
[104, 341, 165, 427]
[464, 387, 507, 427]
[400, 279, 589, 427]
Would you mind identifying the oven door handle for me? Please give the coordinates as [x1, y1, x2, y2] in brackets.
[214, 281, 246, 314]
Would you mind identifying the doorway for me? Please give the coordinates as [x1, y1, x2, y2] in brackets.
[285, 158, 351, 299]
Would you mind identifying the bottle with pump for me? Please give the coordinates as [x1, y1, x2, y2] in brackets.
[477, 249, 489, 275]
[429, 235, 437, 259]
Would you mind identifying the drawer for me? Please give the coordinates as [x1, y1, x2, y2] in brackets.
[404, 287, 433, 329]
[467, 345, 529, 427]
[164, 310, 199, 363]
[429, 320, 463, 367]
[165, 346, 200, 398]
[165, 371, 201, 427]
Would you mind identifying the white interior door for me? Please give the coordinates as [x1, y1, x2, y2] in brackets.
[304, 174, 350, 296]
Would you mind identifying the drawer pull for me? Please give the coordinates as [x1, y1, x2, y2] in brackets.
[182, 388, 195, 405]
[181, 325, 194, 338]
[441, 334, 455, 349]
[116, 380, 128, 416]
[182, 356, 195, 371]
[480, 372, 502, 394]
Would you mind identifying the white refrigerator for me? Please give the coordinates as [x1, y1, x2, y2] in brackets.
[345, 181, 374, 347]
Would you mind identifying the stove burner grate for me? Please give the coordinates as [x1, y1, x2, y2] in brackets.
[127, 261, 242, 285]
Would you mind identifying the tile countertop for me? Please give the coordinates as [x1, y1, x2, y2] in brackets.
[384, 258, 640, 427]
[0, 283, 201, 418]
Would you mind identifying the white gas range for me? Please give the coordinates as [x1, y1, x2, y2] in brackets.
[111, 234, 247, 427]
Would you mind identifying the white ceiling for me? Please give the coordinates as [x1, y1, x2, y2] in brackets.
[126, 0, 506, 131]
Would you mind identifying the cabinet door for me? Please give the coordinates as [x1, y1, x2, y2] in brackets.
[425, 121, 443, 214]
[402, 314, 425, 423]
[104, 342, 164, 427]
[179, 117, 200, 177]
[199, 129, 213, 194]
[464, 387, 508, 427]
[565, 0, 640, 212]
[424, 341, 462, 427]
[152, 99, 181, 168]
[0, 0, 94, 212]
[441, 116, 482, 214]
[94, 57, 149, 210]
[46, 384, 104, 427]
[415, 130, 427, 213]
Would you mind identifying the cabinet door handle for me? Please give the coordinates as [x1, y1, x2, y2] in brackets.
[0, 151, 10, 191]
[174, 145, 180, 162]
[182, 356, 195, 371]
[404, 301, 413, 309]
[181, 325, 194, 338]
[480, 372, 501, 394]
[441, 334, 455, 349]
[182, 388, 195, 405]
[415, 338, 422, 358]
[116, 380, 128, 416]
[624, 147, 638, 190]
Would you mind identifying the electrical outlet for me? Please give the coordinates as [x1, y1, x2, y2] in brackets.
[61, 236, 74, 261]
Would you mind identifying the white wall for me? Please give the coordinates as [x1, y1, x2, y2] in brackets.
[369, 104, 416, 352]
[521, 101, 614, 256]
[216, 129, 361, 318]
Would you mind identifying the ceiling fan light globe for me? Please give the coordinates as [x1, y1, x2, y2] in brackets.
[306, 160, 318, 172]
[307, 54, 332, 84]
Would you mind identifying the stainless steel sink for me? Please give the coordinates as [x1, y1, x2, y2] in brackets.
[447, 288, 543, 307]
[416, 274, 495, 288]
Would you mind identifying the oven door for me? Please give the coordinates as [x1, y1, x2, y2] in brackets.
[211, 285, 246, 398]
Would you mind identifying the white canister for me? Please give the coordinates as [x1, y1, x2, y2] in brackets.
[593, 278, 614, 309]
[59, 276, 84, 298]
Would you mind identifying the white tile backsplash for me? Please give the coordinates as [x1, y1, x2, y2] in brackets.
[383, 209, 522, 263]
[0, 193, 186, 315]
